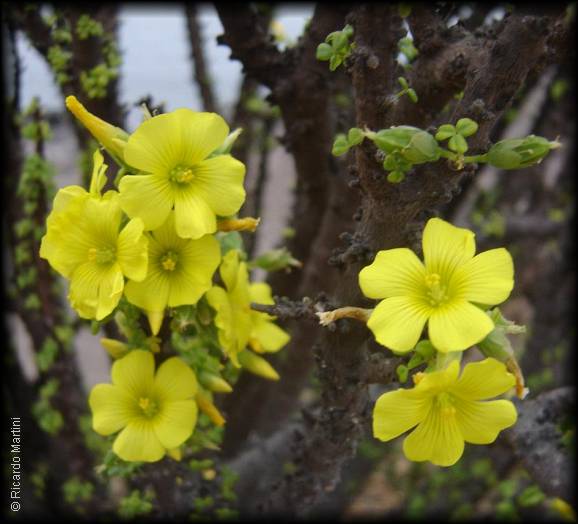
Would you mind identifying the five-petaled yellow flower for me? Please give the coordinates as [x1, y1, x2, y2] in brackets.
[118, 109, 246, 239]
[206, 250, 290, 368]
[89, 350, 198, 462]
[373, 358, 517, 466]
[40, 151, 148, 320]
[359, 218, 514, 353]
[124, 211, 221, 335]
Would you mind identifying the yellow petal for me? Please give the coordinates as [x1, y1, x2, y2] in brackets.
[123, 111, 183, 173]
[147, 310, 164, 336]
[451, 358, 515, 400]
[174, 186, 216, 239]
[167, 447, 182, 461]
[124, 266, 171, 312]
[69, 262, 124, 320]
[373, 388, 431, 441]
[89, 384, 135, 435]
[454, 398, 517, 444]
[51, 185, 87, 214]
[249, 282, 274, 306]
[367, 296, 431, 353]
[111, 350, 155, 398]
[167, 235, 220, 307]
[451, 248, 514, 305]
[113, 419, 165, 462]
[428, 301, 494, 353]
[422, 217, 475, 279]
[118, 174, 174, 230]
[153, 399, 197, 449]
[177, 109, 230, 164]
[191, 155, 246, 216]
[154, 357, 198, 401]
[403, 404, 465, 467]
[250, 319, 290, 353]
[414, 360, 460, 395]
[359, 248, 426, 299]
[117, 218, 148, 281]
[219, 250, 240, 291]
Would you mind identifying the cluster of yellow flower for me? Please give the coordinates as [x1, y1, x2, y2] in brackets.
[40, 98, 289, 462]
[317, 218, 522, 466]
[358, 218, 520, 466]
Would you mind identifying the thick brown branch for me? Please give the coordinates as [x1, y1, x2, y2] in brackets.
[185, 4, 217, 113]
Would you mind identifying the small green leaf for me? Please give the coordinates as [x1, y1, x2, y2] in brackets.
[397, 76, 409, 89]
[347, 127, 364, 146]
[387, 170, 405, 183]
[342, 24, 354, 38]
[398, 3, 412, 18]
[332, 134, 350, 156]
[329, 54, 342, 71]
[316, 42, 333, 61]
[448, 134, 468, 153]
[517, 485, 546, 507]
[333, 31, 349, 51]
[456, 118, 478, 137]
[407, 88, 418, 103]
[435, 124, 455, 141]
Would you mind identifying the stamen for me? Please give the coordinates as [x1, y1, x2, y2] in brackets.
[436, 392, 457, 419]
[138, 397, 158, 418]
[161, 251, 178, 271]
[424, 273, 449, 306]
[170, 165, 195, 184]
[88, 246, 116, 264]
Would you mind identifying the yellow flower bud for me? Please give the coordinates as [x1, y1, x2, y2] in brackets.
[65, 96, 129, 165]
[238, 350, 280, 381]
[217, 217, 260, 233]
[195, 390, 226, 427]
[100, 337, 129, 359]
[198, 372, 233, 393]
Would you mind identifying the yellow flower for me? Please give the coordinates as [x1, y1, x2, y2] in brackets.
[373, 358, 517, 466]
[65, 96, 129, 165]
[359, 217, 514, 353]
[124, 211, 220, 334]
[206, 250, 289, 367]
[205, 250, 252, 366]
[40, 154, 148, 320]
[89, 350, 198, 462]
[118, 109, 246, 239]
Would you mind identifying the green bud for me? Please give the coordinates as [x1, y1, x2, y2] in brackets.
[342, 24, 354, 38]
[403, 130, 441, 163]
[249, 247, 301, 272]
[210, 128, 243, 156]
[398, 3, 412, 18]
[397, 76, 409, 89]
[487, 135, 561, 169]
[414, 340, 436, 360]
[316, 42, 333, 61]
[396, 364, 409, 383]
[332, 134, 350, 156]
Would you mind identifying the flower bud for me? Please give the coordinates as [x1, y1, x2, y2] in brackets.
[195, 390, 226, 426]
[65, 96, 129, 166]
[198, 371, 233, 393]
[210, 128, 243, 157]
[372, 126, 440, 164]
[238, 350, 280, 381]
[487, 135, 561, 169]
[100, 337, 129, 359]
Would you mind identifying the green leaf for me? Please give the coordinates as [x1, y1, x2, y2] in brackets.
[329, 54, 342, 71]
[347, 127, 364, 146]
[435, 124, 455, 141]
[407, 88, 418, 103]
[448, 134, 468, 153]
[517, 485, 546, 507]
[456, 118, 479, 137]
[398, 3, 412, 17]
[316, 42, 333, 61]
[387, 170, 405, 183]
[332, 134, 350, 156]
[397, 76, 409, 89]
[342, 24, 354, 38]
[333, 31, 349, 51]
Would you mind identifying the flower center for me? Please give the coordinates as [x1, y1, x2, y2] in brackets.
[88, 246, 116, 264]
[169, 165, 195, 184]
[161, 251, 178, 271]
[435, 392, 456, 418]
[138, 397, 159, 418]
[424, 273, 449, 306]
